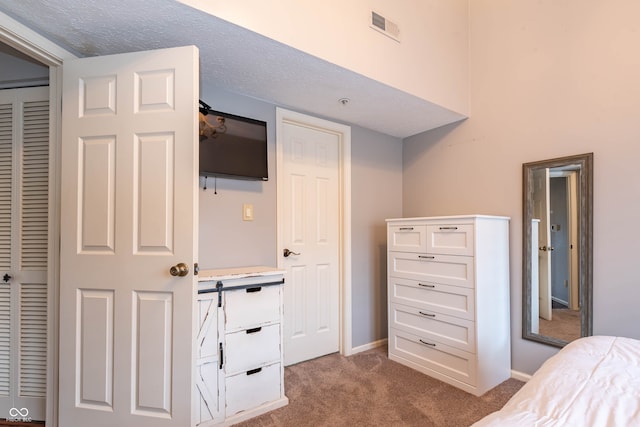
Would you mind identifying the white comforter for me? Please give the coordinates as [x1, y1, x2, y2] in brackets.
[472, 336, 640, 426]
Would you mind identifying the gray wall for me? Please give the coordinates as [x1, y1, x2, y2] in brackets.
[403, 0, 640, 375]
[550, 177, 569, 305]
[351, 126, 403, 347]
[198, 86, 278, 269]
[198, 84, 402, 349]
[0, 43, 48, 87]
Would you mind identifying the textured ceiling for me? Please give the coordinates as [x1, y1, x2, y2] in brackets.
[0, 0, 465, 138]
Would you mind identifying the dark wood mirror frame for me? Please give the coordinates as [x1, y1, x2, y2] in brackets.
[522, 153, 593, 347]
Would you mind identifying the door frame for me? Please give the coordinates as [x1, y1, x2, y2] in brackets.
[1, 13, 76, 427]
[275, 107, 352, 357]
[567, 171, 579, 310]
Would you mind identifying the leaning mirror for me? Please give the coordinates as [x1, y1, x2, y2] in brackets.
[523, 153, 593, 347]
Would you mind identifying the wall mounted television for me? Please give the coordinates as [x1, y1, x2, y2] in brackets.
[199, 104, 268, 181]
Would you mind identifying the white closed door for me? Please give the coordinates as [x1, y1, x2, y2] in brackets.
[59, 46, 199, 427]
[278, 111, 342, 366]
[0, 86, 49, 422]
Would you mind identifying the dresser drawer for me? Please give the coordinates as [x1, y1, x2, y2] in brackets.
[390, 302, 475, 352]
[389, 252, 474, 288]
[426, 224, 474, 256]
[225, 362, 281, 416]
[388, 224, 427, 253]
[224, 324, 281, 376]
[389, 328, 476, 386]
[389, 277, 474, 321]
[225, 285, 280, 332]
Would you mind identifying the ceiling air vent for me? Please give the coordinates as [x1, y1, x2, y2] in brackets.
[370, 11, 400, 42]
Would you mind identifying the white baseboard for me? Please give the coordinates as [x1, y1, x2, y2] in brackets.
[352, 340, 532, 383]
[511, 369, 532, 382]
[351, 338, 388, 355]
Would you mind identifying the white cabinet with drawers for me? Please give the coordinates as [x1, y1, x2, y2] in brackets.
[386, 215, 511, 396]
[196, 266, 288, 426]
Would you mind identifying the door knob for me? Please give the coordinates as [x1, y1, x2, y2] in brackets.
[2, 273, 10, 283]
[169, 263, 189, 277]
[283, 248, 300, 258]
[538, 246, 555, 251]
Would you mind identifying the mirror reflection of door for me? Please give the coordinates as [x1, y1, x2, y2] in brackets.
[530, 219, 540, 334]
[532, 168, 552, 321]
[537, 166, 581, 342]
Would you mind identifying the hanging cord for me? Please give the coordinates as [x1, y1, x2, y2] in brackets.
[202, 176, 218, 194]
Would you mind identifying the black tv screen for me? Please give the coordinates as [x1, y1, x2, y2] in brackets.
[199, 109, 268, 181]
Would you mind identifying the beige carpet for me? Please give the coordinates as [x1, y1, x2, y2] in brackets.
[539, 308, 581, 342]
[234, 346, 523, 427]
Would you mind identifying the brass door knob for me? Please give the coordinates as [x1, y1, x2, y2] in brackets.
[169, 263, 189, 277]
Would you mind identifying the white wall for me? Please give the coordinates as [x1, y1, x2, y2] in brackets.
[403, 0, 640, 374]
[179, 0, 469, 115]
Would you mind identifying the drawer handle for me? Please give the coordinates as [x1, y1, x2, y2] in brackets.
[419, 339, 436, 347]
[418, 255, 435, 259]
[246, 286, 262, 293]
[247, 367, 262, 376]
[419, 311, 436, 318]
[246, 327, 262, 334]
[439, 226, 458, 230]
[399, 227, 414, 231]
[418, 283, 435, 288]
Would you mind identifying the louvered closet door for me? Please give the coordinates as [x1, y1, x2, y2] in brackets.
[0, 86, 49, 422]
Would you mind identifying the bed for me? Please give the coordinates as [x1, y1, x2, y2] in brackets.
[472, 335, 640, 426]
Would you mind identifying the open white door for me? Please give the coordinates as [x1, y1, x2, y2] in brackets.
[530, 219, 540, 334]
[58, 46, 199, 427]
[533, 167, 552, 321]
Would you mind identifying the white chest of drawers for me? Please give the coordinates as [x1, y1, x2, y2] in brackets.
[386, 215, 511, 396]
[196, 266, 288, 426]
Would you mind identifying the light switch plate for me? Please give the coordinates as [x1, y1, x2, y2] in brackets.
[243, 204, 254, 221]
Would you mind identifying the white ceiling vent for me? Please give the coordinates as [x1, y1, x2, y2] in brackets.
[370, 11, 400, 42]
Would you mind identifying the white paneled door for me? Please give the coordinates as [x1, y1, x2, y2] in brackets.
[533, 167, 552, 321]
[59, 46, 199, 427]
[278, 112, 343, 366]
[0, 86, 49, 422]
